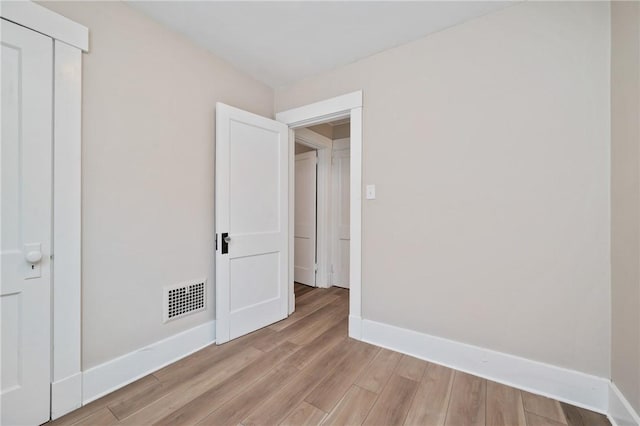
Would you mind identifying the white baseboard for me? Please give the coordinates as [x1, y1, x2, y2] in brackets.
[360, 319, 609, 414]
[348, 315, 362, 340]
[609, 382, 640, 426]
[51, 372, 82, 419]
[82, 320, 216, 404]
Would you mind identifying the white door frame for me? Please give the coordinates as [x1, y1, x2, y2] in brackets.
[1, 1, 87, 419]
[276, 91, 363, 340]
[295, 128, 332, 288]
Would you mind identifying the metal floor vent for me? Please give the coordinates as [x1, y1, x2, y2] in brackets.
[163, 281, 206, 323]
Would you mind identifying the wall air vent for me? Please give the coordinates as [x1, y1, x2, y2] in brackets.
[163, 280, 206, 323]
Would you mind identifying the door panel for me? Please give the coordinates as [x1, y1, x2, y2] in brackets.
[216, 103, 289, 344]
[332, 143, 350, 289]
[1, 19, 53, 425]
[294, 151, 317, 286]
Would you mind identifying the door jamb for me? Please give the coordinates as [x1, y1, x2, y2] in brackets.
[1, 2, 88, 419]
[295, 128, 332, 289]
[276, 91, 363, 339]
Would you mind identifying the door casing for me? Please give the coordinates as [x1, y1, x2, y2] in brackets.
[276, 91, 363, 339]
[0, 2, 87, 419]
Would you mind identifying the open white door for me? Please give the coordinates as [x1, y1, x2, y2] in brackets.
[1, 20, 53, 425]
[332, 140, 351, 289]
[294, 151, 317, 286]
[215, 103, 289, 344]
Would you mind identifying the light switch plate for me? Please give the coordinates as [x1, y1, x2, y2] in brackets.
[366, 184, 376, 200]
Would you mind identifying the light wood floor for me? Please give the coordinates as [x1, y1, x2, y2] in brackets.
[50, 284, 610, 426]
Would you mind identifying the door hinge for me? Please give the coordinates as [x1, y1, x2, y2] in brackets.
[314, 263, 318, 272]
[215, 234, 218, 251]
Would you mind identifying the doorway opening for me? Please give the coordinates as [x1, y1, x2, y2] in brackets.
[277, 91, 363, 339]
[293, 119, 351, 304]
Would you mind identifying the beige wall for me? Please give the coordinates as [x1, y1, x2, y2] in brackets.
[611, 1, 640, 413]
[308, 123, 333, 139]
[295, 143, 315, 154]
[333, 123, 350, 140]
[41, 1, 273, 369]
[307, 122, 350, 140]
[276, 1, 611, 376]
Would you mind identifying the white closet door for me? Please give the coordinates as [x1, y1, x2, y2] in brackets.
[1, 19, 53, 425]
[215, 103, 289, 344]
[332, 140, 350, 289]
[294, 150, 317, 286]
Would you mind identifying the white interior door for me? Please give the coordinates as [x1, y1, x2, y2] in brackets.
[215, 103, 289, 344]
[1, 20, 53, 425]
[294, 151, 317, 286]
[332, 140, 350, 289]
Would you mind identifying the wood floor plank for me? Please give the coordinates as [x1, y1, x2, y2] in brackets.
[49, 288, 602, 426]
[286, 321, 348, 370]
[154, 342, 300, 425]
[362, 374, 418, 426]
[71, 407, 118, 426]
[559, 402, 610, 426]
[305, 341, 380, 412]
[526, 411, 568, 426]
[394, 355, 427, 382]
[404, 362, 454, 426]
[486, 380, 526, 426]
[108, 379, 168, 420]
[252, 301, 345, 352]
[295, 287, 342, 307]
[288, 299, 349, 346]
[280, 401, 327, 426]
[444, 371, 486, 426]
[49, 375, 160, 426]
[154, 326, 274, 386]
[322, 385, 378, 426]
[242, 339, 356, 426]
[354, 348, 402, 393]
[197, 363, 301, 426]
[295, 283, 314, 296]
[117, 346, 263, 425]
[269, 293, 340, 332]
[522, 391, 568, 424]
[112, 336, 268, 421]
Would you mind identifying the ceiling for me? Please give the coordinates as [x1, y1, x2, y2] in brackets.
[128, 1, 513, 88]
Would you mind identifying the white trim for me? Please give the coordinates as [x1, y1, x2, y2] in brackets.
[4, 7, 86, 420]
[348, 108, 362, 322]
[609, 382, 640, 426]
[51, 40, 83, 418]
[51, 373, 82, 420]
[0, 1, 89, 51]
[361, 319, 610, 414]
[295, 128, 333, 288]
[288, 129, 296, 314]
[82, 321, 216, 404]
[349, 315, 362, 340]
[277, 91, 363, 338]
[276, 91, 362, 128]
[296, 128, 332, 150]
